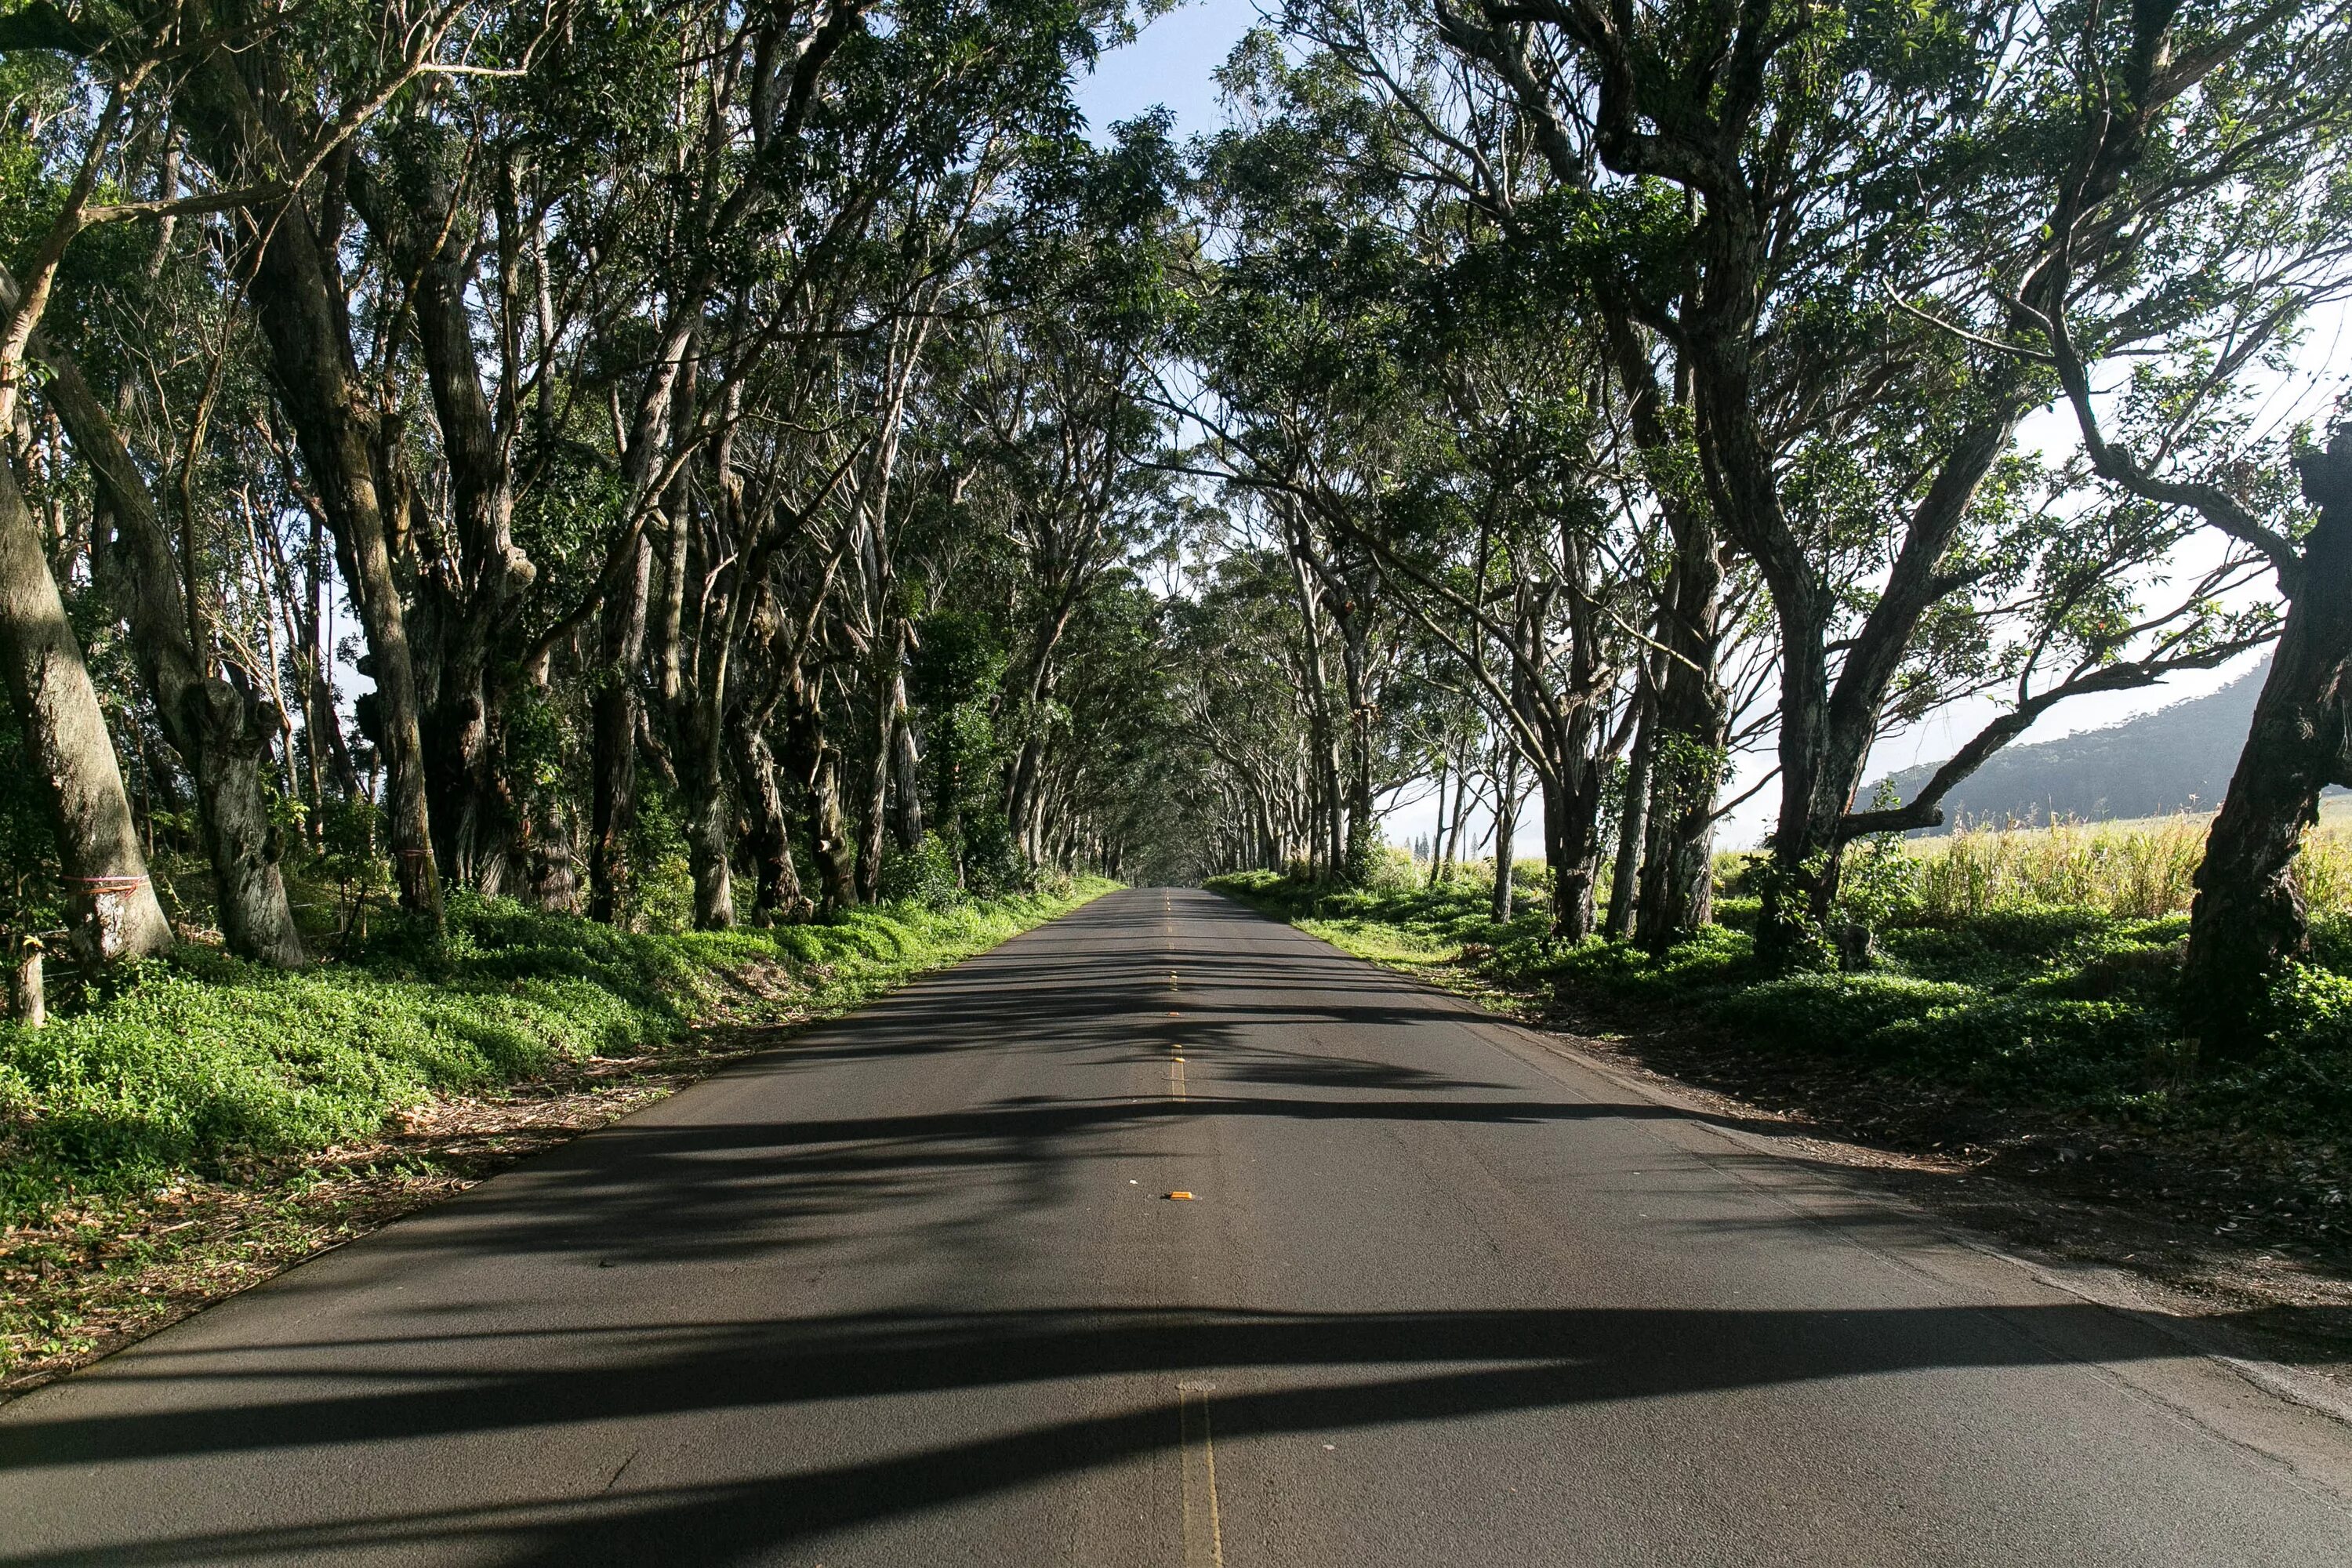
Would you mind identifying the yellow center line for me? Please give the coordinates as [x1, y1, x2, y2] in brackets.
[1177, 1381, 1225, 1568]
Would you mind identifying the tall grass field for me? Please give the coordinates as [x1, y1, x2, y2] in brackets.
[1899, 809, 2352, 922]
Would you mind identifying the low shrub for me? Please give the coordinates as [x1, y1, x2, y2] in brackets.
[880, 832, 964, 909]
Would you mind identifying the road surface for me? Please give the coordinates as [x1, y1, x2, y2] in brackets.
[3, 887, 2350, 1565]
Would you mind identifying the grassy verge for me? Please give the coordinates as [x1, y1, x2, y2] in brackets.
[1208, 869, 2352, 1270]
[2, 880, 1109, 1390]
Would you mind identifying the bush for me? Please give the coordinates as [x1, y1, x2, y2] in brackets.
[880, 832, 964, 909]
[959, 811, 1031, 897]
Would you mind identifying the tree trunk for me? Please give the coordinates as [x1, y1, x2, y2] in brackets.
[234, 198, 440, 923]
[1341, 614, 1376, 881]
[9, 938, 42, 1029]
[808, 744, 858, 913]
[1538, 720, 1607, 943]
[888, 663, 923, 851]
[0, 455, 172, 963]
[731, 720, 808, 923]
[786, 673, 858, 912]
[37, 343, 305, 966]
[1636, 681, 1728, 953]
[681, 697, 735, 930]
[1606, 687, 1655, 938]
[1426, 757, 1449, 889]
[2182, 434, 2352, 1054]
[1443, 744, 1473, 880]
[518, 795, 581, 915]
[1635, 724, 1722, 952]
[589, 535, 652, 925]
[163, 55, 441, 921]
[857, 686, 890, 903]
[1635, 508, 1730, 950]
[1550, 774, 1605, 942]
[352, 162, 535, 897]
[1490, 746, 1519, 924]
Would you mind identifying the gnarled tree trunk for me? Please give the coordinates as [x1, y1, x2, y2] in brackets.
[34, 321, 304, 965]
[2182, 434, 2352, 1054]
[590, 536, 653, 925]
[731, 720, 808, 924]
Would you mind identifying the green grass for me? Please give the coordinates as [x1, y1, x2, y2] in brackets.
[1207, 868, 2352, 1153]
[0, 882, 1109, 1222]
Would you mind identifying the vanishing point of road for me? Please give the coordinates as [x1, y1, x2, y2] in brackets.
[4, 887, 2350, 1565]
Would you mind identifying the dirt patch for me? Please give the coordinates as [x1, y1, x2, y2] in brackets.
[0, 1029, 779, 1404]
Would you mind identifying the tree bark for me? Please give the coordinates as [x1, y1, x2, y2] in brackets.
[1490, 745, 1519, 923]
[353, 163, 535, 895]
[786, 670, 858, 912]
[731, 719, 808, 923]
[2182, 434, 2352, 1054]
[589, 535, 652, 925]
[1606, 684, 1655, 938]
[887, 660, 923, 851]
[856, 682, 890, 903]
[169, 65, 442, 922]
[0, 454, 172, 963]
[31, 314, 305, 965]
[681, 695, 735, 930]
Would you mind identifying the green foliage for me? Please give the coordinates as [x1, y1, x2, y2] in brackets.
[958, 811, 1032, 897]
[0, 704, 60, 937]
[0, 884, 1109, 1222]
[1214, 870, 2352, 1150]
[878, 832, 963, 909]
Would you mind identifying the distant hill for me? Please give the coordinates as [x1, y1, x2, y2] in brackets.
[1872, 662, 2282, 832]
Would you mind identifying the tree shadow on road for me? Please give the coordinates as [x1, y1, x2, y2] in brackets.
[0, 1295, 2318, 1566]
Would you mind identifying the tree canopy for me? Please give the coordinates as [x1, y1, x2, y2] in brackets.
[2, 0, 2348, 1050]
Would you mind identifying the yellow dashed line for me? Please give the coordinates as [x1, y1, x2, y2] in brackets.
[1177, 1381, 1225, 1567]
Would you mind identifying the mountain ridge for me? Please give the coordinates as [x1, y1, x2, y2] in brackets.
[1872, 662, 2274, 831]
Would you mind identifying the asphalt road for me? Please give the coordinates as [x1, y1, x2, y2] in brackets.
[5, 886, 2351, 1566]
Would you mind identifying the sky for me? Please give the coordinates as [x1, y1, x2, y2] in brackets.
[1074, 2, 2336, 854]
[1072, 1, 1262, 144]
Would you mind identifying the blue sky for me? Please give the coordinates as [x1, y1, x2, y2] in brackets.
[1072, 0, 1261, 143]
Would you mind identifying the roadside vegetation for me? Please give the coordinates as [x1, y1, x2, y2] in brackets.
[3, 2, 1177, 1389]
[2, 873, 1107, 1390]
[1213, 815, 2352, 1225]
[1, 877, 1107, 1225]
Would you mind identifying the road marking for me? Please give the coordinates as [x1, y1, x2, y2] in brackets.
[1177, 1381, 1225, 1568]
[1168, 1050, 1188, 1099]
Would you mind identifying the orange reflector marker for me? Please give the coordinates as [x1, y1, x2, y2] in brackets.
[1167, 1191, 1196, 1201]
